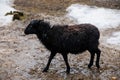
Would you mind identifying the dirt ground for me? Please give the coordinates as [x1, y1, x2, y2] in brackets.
[14, 0, 120, 16]
[0, 0, 120, 80]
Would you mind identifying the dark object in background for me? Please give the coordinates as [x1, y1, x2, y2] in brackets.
[13, 13, 21, 21]
[5, 11, 24, 21]
[13, 11, 24, 16]
[24, 20, 101, 74]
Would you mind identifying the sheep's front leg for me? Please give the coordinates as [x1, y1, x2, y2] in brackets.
[43, 52, 56, 72]
[61, 53, 70, 74]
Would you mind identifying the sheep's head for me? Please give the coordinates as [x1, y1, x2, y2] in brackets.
[24, 20, 40, 34]
[24, 19, 50, 35]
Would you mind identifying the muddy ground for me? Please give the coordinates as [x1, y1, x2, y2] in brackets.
[0, 0, 120, 80]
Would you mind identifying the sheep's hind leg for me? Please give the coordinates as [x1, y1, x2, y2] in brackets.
[61, 53, 70, 74]
[43, 52, 56, 72]
[96, 48, 101, 69]
[88, 51, 95, 69]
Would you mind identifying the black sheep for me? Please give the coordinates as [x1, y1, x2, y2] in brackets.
[24, 20, 101, 74]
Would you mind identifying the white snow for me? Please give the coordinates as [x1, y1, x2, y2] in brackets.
[107, 32, 120, 45]
[66, 4, 120, 29]
[0, 0, 15, 26]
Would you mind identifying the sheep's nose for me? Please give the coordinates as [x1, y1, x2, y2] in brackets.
[24, 29, 29, 35]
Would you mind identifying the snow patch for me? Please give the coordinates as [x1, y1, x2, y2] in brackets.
[66, 4, 120, 29]
[0, 0, 15, 26]
[107, 32, 120, 45]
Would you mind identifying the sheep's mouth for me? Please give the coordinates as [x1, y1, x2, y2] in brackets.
[24, 29, 31, 35]
[25, 29, 38, 35]
[24, 31, 29, 35]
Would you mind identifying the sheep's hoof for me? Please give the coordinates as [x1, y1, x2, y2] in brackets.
[96, 64, 100, 69]
[88, 64, 92, 69]
[66, 70, 70, 74]
[66, 68, 70, 74]
[42, 68, 48, 72]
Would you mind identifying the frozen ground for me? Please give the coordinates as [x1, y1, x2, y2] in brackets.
[0, 1, 120, 80]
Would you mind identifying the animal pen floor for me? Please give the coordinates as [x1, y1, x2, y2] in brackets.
[0, 0, 120, 80]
